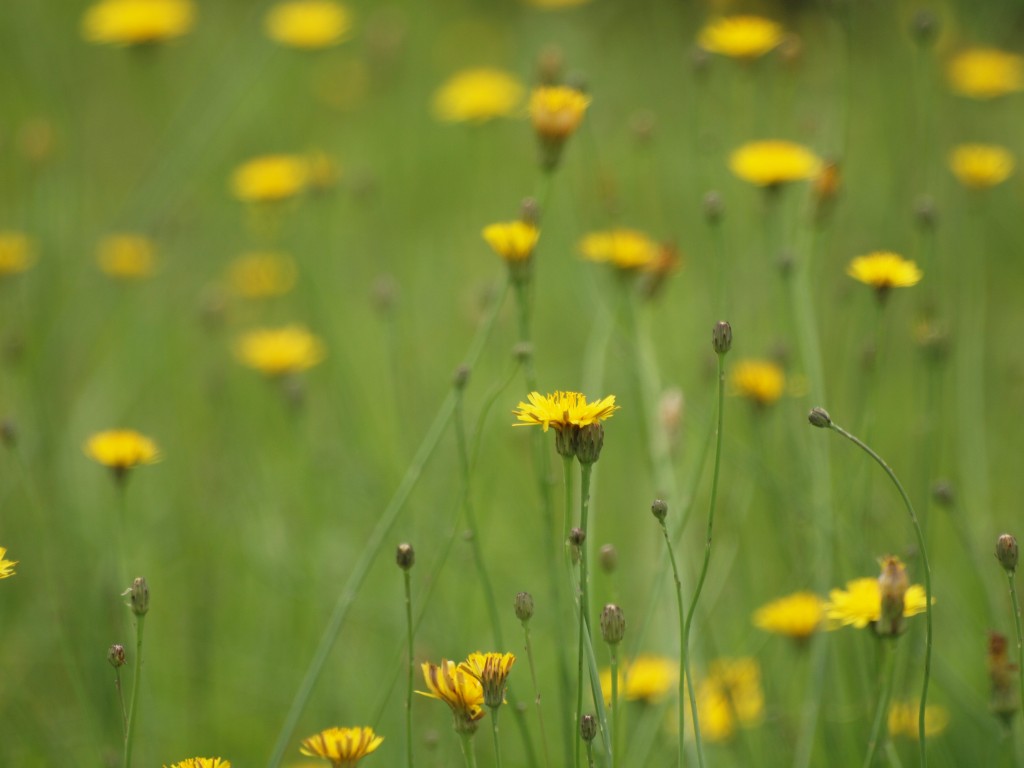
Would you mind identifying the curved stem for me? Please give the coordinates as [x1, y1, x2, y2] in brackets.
[862, 641, 897, 768]
[122, 613, 146, 768]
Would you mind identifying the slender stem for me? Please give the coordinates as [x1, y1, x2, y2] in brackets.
[824, 419, 933, 767]
[491, 708, 503, 768]
[566, 455, 582, 768]
[122, 614, 146, 768]
[863, 641, 897, 768]
[1006, 572, 1024, 728]
[522, 620, 552, 768]
[404, 569, 414, 768]
[585, 739, 596, 768]
[459, 732, 479, 768]
[115, 667, 128, 736]
[610, 646, 620, 768]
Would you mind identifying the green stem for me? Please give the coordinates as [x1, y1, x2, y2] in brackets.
[115, 667, 128, 736]
[459, 732, 479, 768]
[122, 613, 146, 768]
[610, 646, 619, 768]
[863, 641, 897, 768]
[491, 708, 503, 768]
[522, 619, 552, 768]
[404, 569, 414, 768]
[1006, 572, 1024, 729]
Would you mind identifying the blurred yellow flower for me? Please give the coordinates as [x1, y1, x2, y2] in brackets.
[752, 591, 824, 640]
[0, 232, 36, 276]
[847, 251, 922, 293]
[825, 577, 929, 630]
[949, 144, 1015, 188]
[730, 360, 785, 406]
[299, 726, 382, 765]
[235, 325, 325, 376]
[579, 229, 659, 270]
[418, 659, 486, 734]
[529, 85, 591, 140]
[226, 252, 297, 298]
[433, 69, 525, 123]
[482, 221, 539, 262]
[729, 140, 822, 187]
[84, 430, 161, 474]
[695, 658, 764, 743]
[888, 701, 950, 739]
[0, 547, 17, 579]
[948, 48, 1024, 99]
[230, 155, 309, 203]
[164, 759, 231, 768]
[265, 1, 352, 49]
[459, 651, 516, 709]
[513, 391, 618, 432]
[97, 234, 156, 279]
[82, 0, 194, 45]
[600, 654, 678, 704]
[699, 16, 784, 59]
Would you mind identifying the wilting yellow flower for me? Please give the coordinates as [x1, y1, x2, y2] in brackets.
[601, 654, 678, 704]
[579, 229, 660, 270]
[459, 652, 516, 709]
[825, 577, 929, 630]
[235, 325, 325, 376]
[949, 144, 1015, 188]
[226, 252, 297, 298]
[948, 48, 1024, 99]
[84, 430, 161, 475]
[432, 69, 525, 123]
[888, 701, 950, 739]
[694, 658, 764, 743]
[529, 85, 591, 140]
[230, 155, 309, 203]
[482, 222, 539, 263]
[698, 16, 784, 59]
[299, 726, 383, 766]
[82, 0, 194, 45]
[730, 140, 822, 187]
[513, 391, 618, 432]
[0, 547, 17, 579]
[264, 1, 352, 49]
[730, 360, 785, 406]
[418, 660, 486, 734]
[752, 591, 824, 640]
[0, 232, 36, 276]
[847, 252, 922, 294]
[97, 234, 156, 279]
[164, 759, 231, 768]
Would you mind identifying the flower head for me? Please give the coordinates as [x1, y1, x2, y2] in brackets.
[84, 430, 161, 479]
[752, 591, 823, 640]
[847, 251, 922, 296]
[698, 16, 784, 59]
[432, 69, 524, 123]
[513, 391, 618, 433]
[949, 144, 1015, 188]
[888, 701, 950, 739]
[0, 232, 36, 276]
[82, 0, 194, 46]
[730, 359, 785, 406]
[729, 140, 822, 187]
[459, 652, 516, 709]
[265, 1, 352, 49]
[226, 252, 297, 298]
[601, 654, 678, 704]
[230, 155, 309, 203]
[97, 234, 156, 279]
[482, 221, 539, 263]
[948, 48, 1024, 99]
[299, 726, 383, 766]
[234, 325, 326, 376]
[579, 229, 660, 271]
[694, 658, 764, 743]
[0, 547, 17, 579]
[163, 759, 230, 768]
[825, 575, 929, 632]
[529, 85, 591, 140]
[418, 660, 486, 734]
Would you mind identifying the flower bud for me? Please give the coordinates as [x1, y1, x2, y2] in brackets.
[124, 577, 149, 616]
[452, 364, 471, 391]
[808, 407, 832, 428]
[712, 321, 732, 355]
[599, 544, 617, 574]
[107, 644, 126, 668]
[651, 498, 668, 522]
[996, 534, 1018, 574]
[876, 556, 909, 637]
[574, 422, 605, 465]
[514, 591, 534, 622]
[703, 191, 723, 224]
[396, 542, 415, 570]
[580, 714, 597, 742]
[600, 604, 626, 645]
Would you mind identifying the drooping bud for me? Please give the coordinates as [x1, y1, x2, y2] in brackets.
[651, 498, 668, 522]
[396, 542, 415, 570]
[107, 644, 126, 668]
[808, 407, 832, 429]
[996, 534, 1018, 574]
[514, 591, 534, 622]
[600, 604, 626, 645]
[124, 577, 149, 616]
[712, 321, 732, 355]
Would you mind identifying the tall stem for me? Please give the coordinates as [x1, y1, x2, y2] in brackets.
[459, 732, 479, 768]
[122, 613, 146, 768]
[1006, 572, 1024, 729]
[491, 708, 504, 768]
[404, 569, 414, 768]
[522, 618, 552, 768]
[610, 645, 620, 768]
[862, 641, 897, 768]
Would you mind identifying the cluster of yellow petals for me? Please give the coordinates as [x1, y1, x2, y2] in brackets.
[949, 143, 1015, 189]
[230, 155, 310, 203]
[459, 651, 516, 708]
[0, 232, 36, 276]
[695, 658, 764, 744]
[752, 591, 824, 639]
[418, 660, 486, 731]
[163, 759, 231, 768]
[947, 48, 1024, 99]
[84, 430, 161, 470]
[888, 701, 951, 739]
[579, 229, 660, 270]
[600, 654, 678, 704]
[264, 1, 352, 49]
[299, 726, 383, 765]
[729, 140, 822, 187]
[846, 251, 922, 291]
[730, 359, 785, 406]
[234, 325, 326, 376]
[825, 577, 929, 630]
[226, 252, 297, 298]
[529, 86, 591, 140]
[433, 69, 525, 123]
[97, 233, 157, 279]
[698, 15, 784, 59]
[482, 221, 539, 262]
[0, 547, 17, 580]
[82, 0, 194, 45]
[513, 391, 618, 432]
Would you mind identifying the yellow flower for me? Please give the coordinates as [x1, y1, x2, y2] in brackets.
[235, 325, 326, 376]
[82, 0, 194, 45]
[0, 232, 36, 276]
[482, 221, 539, 263]
[949, 144, 1015, 188]
[299, 726, 383, 766]
[97, 234, 156, 279]
[579, 229, 660, 270]
[230, 155, 309, 203]
[693, 658, 764, 743]
[529, 85, 591, 140]
[164, 759, 231, 768]
[846, 251, 922, 294]
[729, 140, 822, 187]
[601, 654, 678, 704]
[459, 652, 516, 709]
[730, 360, 785, 406]
[888, 701, 950, 739]
[948, 48, 1024, 99]
[418, 660, 486, 734]
[265, 1, 352, 49]
[825, 577, 929, 630]
[752, 591, 824, 640]
[513, 391, 618, 433]
[84, 430, 161, 475]
[432, 69, 525, 123]
[226, 252, 297, 298]
[698, 16, 784, 59]
[0, 547, 17, 579]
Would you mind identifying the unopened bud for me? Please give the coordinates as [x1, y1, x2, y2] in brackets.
[569, 527, 586, 546]
[124, 577, 149, 616]
[599, 544, 617, 573]
[996, 534, 1018, 573]
[712, 321, 732, 355]
[911, 9, 939, 46]
[600, 604, 626, 645]
[931, 480, 954, 508]
[107, 644, 126, 668]
[574, 422, 605, 465]
[452, 365, 471, 390]
[514, 591, 534, 622]
[703, 191, 723, 224]
[580, 714, 597, 742]
[520, 197, 540, 226]
[914, 196, 937, 231]
[651, 498, 668, 522]
[396, 542, 415, 570]
[808, 407, 832, 428]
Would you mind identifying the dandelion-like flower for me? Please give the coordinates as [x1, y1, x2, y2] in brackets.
[482, 221, 539, 263]
[84, 430, 161, 479]
[694, 658, 764, 743]
[949, 144, 1015, 189]
[729, 140, 822, 187]
[513, 391, 618, 433]
[234, 325, 325, 376]
[299, 726, 383, 766]
[163, 759, 231, 768]
[730, 359, 785, 406]
[0, 232, 36, 276]
[0, 547, 17, 579]
[888, 701, 950, 739]
[226, 252, 297, 298]
[579, 229, 660, 271]
[752, 591, 823, 640]
[82, 0, 194, 46]
[529, 85, 591, 141]
[948, 48, 1024, 99]
[459, 652, 516, 709]
[432, 69, 525, 123]
[97, 234, 156, 279]
[230, 155, 309, 203]
[847, 251, 922, 296]
[600, 654, 678, 704]
[698, 16, 784, 59]
[264, 1, 352, 49]
[418, 660, 486, 734]
[825, 576, 929, 631]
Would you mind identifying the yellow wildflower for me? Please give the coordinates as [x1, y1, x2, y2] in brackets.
[432, 69, 524, 123]
[888, 701, 950, 739]
[299, 726, 383, 766]
[84, 430, 161, 479]
[82, 0, 194, 45]
[0, 547, 17, 579]
[226, 252, 297, 298]
[601, 654, 678, 704]
[230, 155, 309, 203]
[579, 229, 659, 270]
[234, 325, 325, 376]
[693, 658, 764, 743]
[459, 652, 516, 709]
[949, 144, 1015, 188]
[730, 360, 785, 406]
[164, 759, 231, 768]
[264, 1, 352, 49]
[0, 232, 36, 276]
[729, 140, 822, 187]
[825, 577, 929, 631]
[513, 391, 618, 433]
[97, 234, 156, 279]
[698, 16, 784, 59]
[418, 659, 486, 734]
[482, 221, 539, 263]
[847, 251, 922, 295]
[529, 85, 590, 140]
[752, 591, 824, 640]
[948, 48, 1024, 99]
